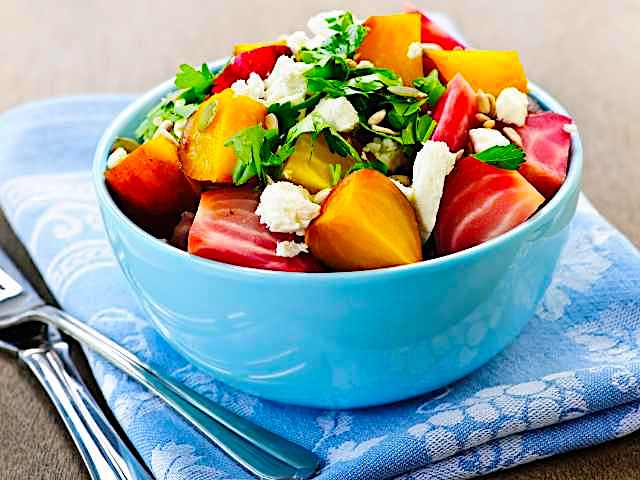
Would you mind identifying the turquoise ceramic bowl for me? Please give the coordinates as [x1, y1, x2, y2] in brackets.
[93, 61, 582, 408]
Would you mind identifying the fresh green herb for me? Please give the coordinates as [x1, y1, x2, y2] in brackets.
[473, 144, 526, 170]
[134, 95, 199, 142]
[347, 159, 389, 176]
[225, 126, 287, 185]
[415, 114, 437, 143]
[413, 70, 446, 106]
[267, 94, 322, 135]
[175, 63, 214, 103]
[328, 163, 342, 186]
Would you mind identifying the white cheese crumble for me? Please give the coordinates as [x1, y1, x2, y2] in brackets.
[308, 10, 346, 36]
[264, 56, 312, 106]
[363, 137, 404, 170]
[107, 147, 128, 169]
[469, 128, 510, 153]
[285, 31, 311, 54]
[275, 240, 309, 258]
[256, 181, 320, 235]
[231, 72, 266, 101]
[311, 97, 359, 132]
[391, 179, 415, 202]
[412, 141, 458, 241]
[495, 87, 528, 127]
[563, 123, 578, 134]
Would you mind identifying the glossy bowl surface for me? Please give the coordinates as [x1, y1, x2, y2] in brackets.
[93, 62, 582, 408]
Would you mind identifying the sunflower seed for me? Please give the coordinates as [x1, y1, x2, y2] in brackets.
[477, 90, 491, 115]
[371, 124, 399, 135]
[476, 113, 492, 123]
[502, 127, 523, 147]
[388, 85, 427, 98]
[483, 119, 496, 129]
[367, 109, 387, 125]
[454, 149, 465, 161]
[487, 93, 497, 117]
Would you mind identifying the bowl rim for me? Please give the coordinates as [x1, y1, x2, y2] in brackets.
[93, 60, 583, 282]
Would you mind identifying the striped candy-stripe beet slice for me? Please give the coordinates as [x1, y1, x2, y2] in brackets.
[431, 74, 478, 152]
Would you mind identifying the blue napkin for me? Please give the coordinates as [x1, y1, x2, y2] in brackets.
[1, 95, 639, 480]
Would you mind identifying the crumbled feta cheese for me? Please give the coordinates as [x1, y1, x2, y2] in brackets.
[563, 123, 578, 134]
[312, 97, 359, 132]
[231, 72, 266, 101]
[256, 182, 320, 235]
[391, 179, 415, 202]
[107, 147, 128, 169]
[264, 56, 312, 106]
[275, 240, 309, 258]
[496, 87, 528, 127]
[363, 137, 405, 170]
[412, 141, 458, 240]
[407, 42, 424, 60]
[469, 128, 510, 153]
[313, 188, 333, 204]
[285, 31, 311, 54]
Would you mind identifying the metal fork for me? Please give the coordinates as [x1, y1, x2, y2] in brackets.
[0, 251, 320, 480]
[0, 269, 153, 479]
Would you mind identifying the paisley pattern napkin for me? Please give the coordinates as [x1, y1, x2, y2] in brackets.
[1, 93, 639, 480]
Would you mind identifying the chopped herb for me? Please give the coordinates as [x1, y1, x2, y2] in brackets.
[329, 163, 342, 186]
[347, 159, 389, 175]
[225, 125, 285, 185]
[175, 63, 214, 103]
[473, 144, 526, 170]
[134, 95, 199, 142]
[413, 69, 446, 106]
[267, 94, 322, 135]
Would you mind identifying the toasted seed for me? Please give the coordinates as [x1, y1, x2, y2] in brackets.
[475, 113, 491, 123]
[265, 113, 279, 131]
[487, 93, 497, 117]
[371, 124, 399, 135]
[477, 90, 491, 115]
[367, 109, 387, 125]
[454, 149, 465, 161]
[503, 127, 523, 147]
[111, 137, 140, 153]
[388, 85, 427, 98]
[197, 100, 218, 132]
[390, 175, 412, 186]
[483, 119, 496, 129]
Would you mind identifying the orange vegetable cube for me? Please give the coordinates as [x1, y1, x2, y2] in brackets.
[305, 169, 422, 270]
[357, 13, 423, 85]
[179, 89, 267, 183]
[105, 135, 198, 218]
[425, 50, 528, 96]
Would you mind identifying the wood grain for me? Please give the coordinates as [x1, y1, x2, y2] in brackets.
[0, 1, 638, 478]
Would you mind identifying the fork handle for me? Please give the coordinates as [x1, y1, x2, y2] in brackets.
[33, 305, 319, 480]
[21, 346, 153, 480]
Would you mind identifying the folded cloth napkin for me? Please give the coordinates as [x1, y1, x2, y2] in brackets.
[1, 95, 639, 480]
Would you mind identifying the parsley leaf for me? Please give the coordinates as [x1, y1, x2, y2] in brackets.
[473, 144, 526, 170]
[413, 69, 446, 106]
[134, 95, 199, 142]
[347, 159, 389, 176]
[328, 164, 342, 186]
[225, 125, 284, 185]
[175, 63, 214, 103]
[267, 94, 322, 135]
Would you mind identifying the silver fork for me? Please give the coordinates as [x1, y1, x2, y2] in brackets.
[0, 265, 153, 480]
[0, 250, 320, 480]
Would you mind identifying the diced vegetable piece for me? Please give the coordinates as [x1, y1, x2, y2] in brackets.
[356, 13, 423, 85]
[233, 41, 287, 55]
[105, 135, 198, 218]
[213, 45, 292, 93]
[188, 188, 324, 272]
[431, 74, 478, 152]
[179, 89, 267, 182]
[404, 5, 465, 50]
[426, 50, 528, 96]
[516, 112, 573, 198]
[434, 156, 545, 255]
[282, 134, 355, 193]
[305, 169, 422, 270]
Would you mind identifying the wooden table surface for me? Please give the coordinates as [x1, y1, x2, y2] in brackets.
[1, 1, 639, 478]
